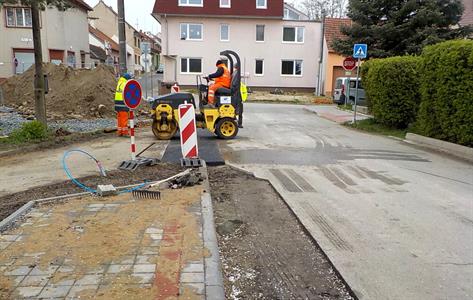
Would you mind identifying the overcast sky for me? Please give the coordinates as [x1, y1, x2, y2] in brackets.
[85, 0, 160, 33]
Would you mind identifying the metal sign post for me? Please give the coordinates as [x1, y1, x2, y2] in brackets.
[352, 44, 368, 124]
[140, 42, 151, 99]
[343, 56, 357, 107]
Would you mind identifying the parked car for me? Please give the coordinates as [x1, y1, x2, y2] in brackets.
[333, 77, 366, 106]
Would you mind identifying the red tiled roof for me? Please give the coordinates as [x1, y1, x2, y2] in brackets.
[460, 0, 473, 26]
[153, 0, 283, 18]
[89, 25, 119, 52]
[324, 18, 352, 52]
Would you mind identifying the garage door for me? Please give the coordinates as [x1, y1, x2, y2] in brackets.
[49, 49, 64, 65]
[14, 51, 35, 74]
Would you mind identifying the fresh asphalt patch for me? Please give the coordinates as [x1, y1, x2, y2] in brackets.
[161, 129, 225, 166]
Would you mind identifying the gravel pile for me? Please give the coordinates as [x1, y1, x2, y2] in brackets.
[0, 106, 27, 136]
[50, 119, 116, 132]
[0, 106, 116, 136]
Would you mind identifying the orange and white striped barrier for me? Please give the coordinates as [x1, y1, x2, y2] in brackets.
[178, 103, 198, 158]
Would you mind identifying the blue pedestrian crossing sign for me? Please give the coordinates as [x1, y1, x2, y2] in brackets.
[353, 44, 368, 59]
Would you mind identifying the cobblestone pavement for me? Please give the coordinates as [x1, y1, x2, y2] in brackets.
[0, 186, 209, 300]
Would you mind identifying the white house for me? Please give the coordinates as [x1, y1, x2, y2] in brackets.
[153, 0, 322, 91]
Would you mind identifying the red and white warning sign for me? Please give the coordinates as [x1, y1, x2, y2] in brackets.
[171, 83, 180, 94]
[178, 103, 198, 158]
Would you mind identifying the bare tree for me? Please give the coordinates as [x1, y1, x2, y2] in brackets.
[299, 0, 347, 20]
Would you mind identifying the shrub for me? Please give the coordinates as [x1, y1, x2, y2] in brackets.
[9, 121, 49, 143]
[360, 59, 374, 90]
[363, 56, 421, 128]
[416, 40, 473, 147]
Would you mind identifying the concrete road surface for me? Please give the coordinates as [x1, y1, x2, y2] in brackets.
[219, 103, 473, 300]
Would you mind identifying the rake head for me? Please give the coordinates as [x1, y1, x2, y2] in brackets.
[132, 190, 161, 200]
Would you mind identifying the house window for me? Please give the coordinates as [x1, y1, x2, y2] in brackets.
[283, 27, 304, 43]
[256, 25, 265, 42]
[255, 59, 264, 76]
[220, 24, 229, 41]
[181, 58, 202, 74]
[256, 0, 267, 9]
[179, 0, 203, 7]
[220, 0, 231, 8]
[281, 60, 303, 76]
[6, 7, 32, 27]
[81, 52, 86, 68]
[180, 23, 203, 40]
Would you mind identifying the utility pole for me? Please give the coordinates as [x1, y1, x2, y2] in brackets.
[317, 10, 326, 96]
[117, 0, 127, 75]
[31, 0, 47, 125]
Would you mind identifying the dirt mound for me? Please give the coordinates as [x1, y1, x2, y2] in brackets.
[0, 63, 117, 120]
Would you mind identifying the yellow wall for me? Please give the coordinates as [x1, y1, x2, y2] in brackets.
[324, 52, 346, 96]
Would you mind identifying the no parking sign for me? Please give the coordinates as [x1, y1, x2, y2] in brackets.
[123, 79, 142, 109]
[123, 79, 142, 161]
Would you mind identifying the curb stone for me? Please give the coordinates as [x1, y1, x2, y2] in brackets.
[405, 133, 473, 164]
[200, 163, 225, 300]
[302, 107, 318, 115]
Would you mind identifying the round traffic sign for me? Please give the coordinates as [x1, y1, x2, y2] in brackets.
[123, 79, 142, 110]
[343, 57, 357, 71]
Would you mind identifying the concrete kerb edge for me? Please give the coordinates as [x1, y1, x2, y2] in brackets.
[404, 133, 473, 164]
[199, 162, 226, 300]
[0, 180, 154, 233]
[0, 192, 92, 232]
[225, 162, 360, 300]
[302, 107, 318, 115]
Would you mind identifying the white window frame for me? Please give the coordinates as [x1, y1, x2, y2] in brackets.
[180, 23, 203, 41]
[283, 26, 305, 43]
[255, 59, 264, 76]
[281, 59, 303, 77]
[256, 24, 265, 42]
[178, 0, 203, 7]
[220, 0, 231, 8]
[220, 24, 230, 42]
[256, 0, 267, 9]
[5, 7, 33, 28]
[181, 57, 203, 74]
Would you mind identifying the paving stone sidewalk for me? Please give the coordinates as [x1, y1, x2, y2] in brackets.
[0, 185, 219, 300]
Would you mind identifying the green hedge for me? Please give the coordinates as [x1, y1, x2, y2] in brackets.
[416, 40, 473, 147]
[363, 56, 421, 128]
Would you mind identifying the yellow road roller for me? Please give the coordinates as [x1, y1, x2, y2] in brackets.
[149, 50, 244, 140]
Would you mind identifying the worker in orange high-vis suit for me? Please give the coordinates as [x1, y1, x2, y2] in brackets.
[115, 73, 131, 136]
[206, 60, 231, 106]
